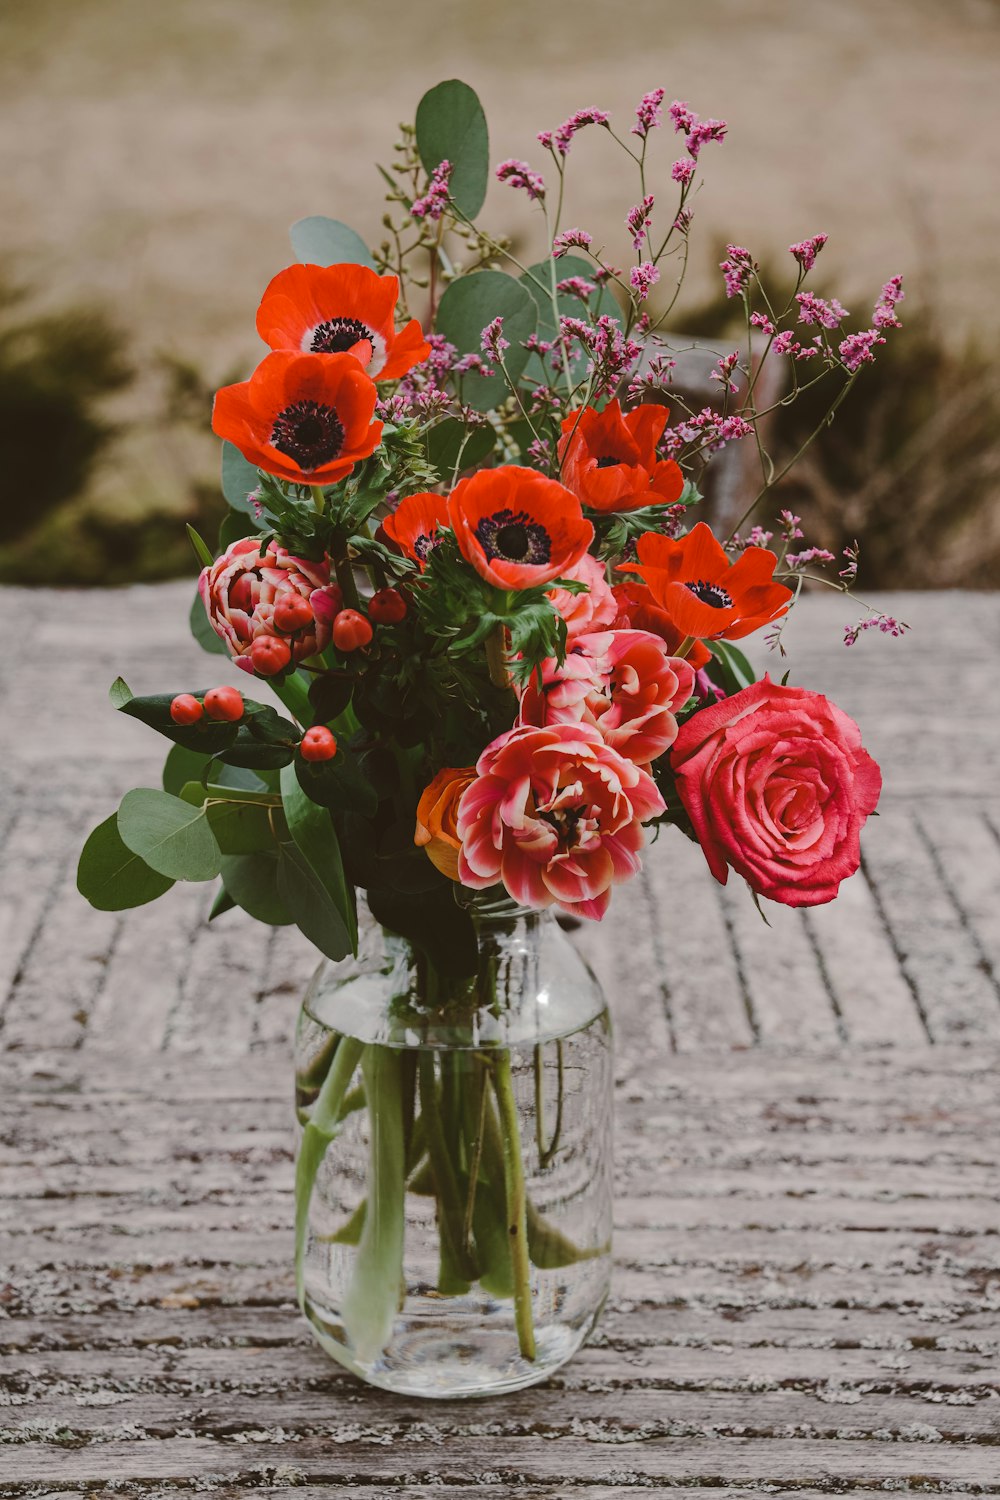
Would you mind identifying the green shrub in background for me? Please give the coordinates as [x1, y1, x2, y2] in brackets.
[0, 279, 132, 542]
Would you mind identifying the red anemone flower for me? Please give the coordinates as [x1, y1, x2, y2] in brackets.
[212, 351, 383, 486]
[382, 491, 450, 569]
[256, 263, 429, 382]
[611, 581, 711, 669]
[448, 466, 594, 590]
[558, 399, 684, 513]
[626, 522, 793, 641]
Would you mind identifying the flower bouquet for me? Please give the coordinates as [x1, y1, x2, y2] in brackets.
[78, 80, 901, 1396]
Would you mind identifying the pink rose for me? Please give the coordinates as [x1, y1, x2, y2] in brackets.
[457, 722, 664, 921]
[519, 629, 695, 765]
[198, 537, 340, 671]
[671, 677, 882, 907]
[547, 553, 617, 640]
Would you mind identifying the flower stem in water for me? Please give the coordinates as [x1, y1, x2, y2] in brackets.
[491, 1050, 537, 1361]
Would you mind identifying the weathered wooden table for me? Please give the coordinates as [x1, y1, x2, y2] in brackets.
[1, 584, 998, 1497]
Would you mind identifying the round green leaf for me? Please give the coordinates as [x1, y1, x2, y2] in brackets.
[78, 815, 175, 912]
[162, 743, 212, 798]
[290, 216, 376, 271]
[221, 441, 260, 514]
[117, 789, 222, 883]
[415, 80, 489, 219]
[435, 271, 537, 412]
[220, 852, 293, 925]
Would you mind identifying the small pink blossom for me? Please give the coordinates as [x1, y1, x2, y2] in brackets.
[553, 227, 593, 257]
[411, 159, 452, 221]
[789, 233, 828, 273]
[772, 330, 796, 354]
[779, 510, 805, 541]
[671, 157, 696, 185]
[539, 108, 610, 157]
[496, 158, 545, 202]
[629, 262, 660, 299]
[872, 274, 905, 330]
[786, 547, 836, 567]
[480, 317, 509, 363]
[720, 245, 756, 300]
[668, 100, 727, 158]
[632, 88, 665, 138]
[796, 292, 848, 330]
[710, 349, 742, 394]
[844, 613, 908, 646]
[626, 195, 655, 252]
[749, 312, 775, 337]
[839, 328, 885, 372]
[557, 275, 597, 300]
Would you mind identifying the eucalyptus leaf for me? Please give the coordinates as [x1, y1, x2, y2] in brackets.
[435, 271, 536, 411]
[162, 743, 212, 798]
[206, 760, 272, 793]
[415, 79, 489, 219]
[209, 884, 237, 922]
[220, 851, 293, 925]
[295, 748, 378, 818]
[280, 763, 357, 956]
[206, 798, 278, 857]
[290, 216, 376, 271]
[277, 841, 353, 962]
[117, 789, 222, 883]
[221, 441, 260, 514]
[77, 814, 176, 912]
[426, 418, 495, 480]
[189, 590, 228, 657]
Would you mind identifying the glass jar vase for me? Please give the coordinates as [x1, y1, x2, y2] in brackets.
[293, 893, 613, 1398]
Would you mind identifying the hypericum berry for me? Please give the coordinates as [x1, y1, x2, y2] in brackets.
[203, 686, 245, 722]
[300, 726, 338, 763]
[368, 587, 407, 624]
[332, 608, 374, 652]
[273, 593, 315, 633]
[249, 635, 292, 677]
[170, 693, 203, 726]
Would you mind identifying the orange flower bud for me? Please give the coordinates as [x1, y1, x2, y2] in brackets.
[414, 766, 476, 882]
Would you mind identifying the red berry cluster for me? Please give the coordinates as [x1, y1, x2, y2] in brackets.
[169, 687, 245, 725]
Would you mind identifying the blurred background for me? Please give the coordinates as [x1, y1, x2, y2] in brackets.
[2, 0, 998, 589]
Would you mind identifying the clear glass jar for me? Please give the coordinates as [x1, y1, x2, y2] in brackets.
[293, 893, 613, 1398]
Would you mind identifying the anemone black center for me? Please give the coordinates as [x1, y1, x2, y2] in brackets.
[684, 578, 733, 609]
[594, 455, 624, 469]
[310, 317, 374, 357]
[413, 531, 441, 562]
[476, 508, 552, 567]
[270, 400, 345, 470]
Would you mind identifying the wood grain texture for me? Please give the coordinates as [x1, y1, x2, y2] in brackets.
[1, 584, 999, 1493]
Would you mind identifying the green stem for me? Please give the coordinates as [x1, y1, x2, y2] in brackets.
[492, 1051, 536, 1361]
[484, 624, 509, 690]
[342, 1044, 406, 1363]
[294, 1035, 365, 1310]
[418, 1052, 477, 1292]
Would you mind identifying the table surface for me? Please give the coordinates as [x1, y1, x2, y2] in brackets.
[1, 584, 999, 1498]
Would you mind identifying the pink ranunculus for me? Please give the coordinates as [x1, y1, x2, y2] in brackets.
[198, 537, 339, 670]
[671, 676, 882, 907]
[547, 553, 618, 640]
[456, 722, 665, 921]
[519, 629, 695, 765]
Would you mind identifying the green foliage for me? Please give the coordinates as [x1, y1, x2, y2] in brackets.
[425, 418, 496, 480]
[221, 441, 260, 514]
[520, 255, 621, 383]
[112, 678, 299, 764]
[280, 763, 357, 958]
[77, 814, 175, 911]
[435, 271, 537, 411]
[290, 216, 376, 271]
[116, 788, 222, 882]
[415, 80, 489, 219]
[707, 639, 758, 696]
[220, 851, 293, 925]
[189, 589, 228, 656]
[162, 742, 213, 796]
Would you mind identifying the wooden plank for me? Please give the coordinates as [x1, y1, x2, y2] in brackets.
[861, 812, 1000, 1042]
[916, 803, 1000, 996]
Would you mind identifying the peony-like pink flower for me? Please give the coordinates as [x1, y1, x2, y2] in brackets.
[520, 629, 695, 765]
[547, 553, 617, 640]
[198, 536, 340, 672]
[671, 677, 882, 907]
[456, 722, 664, 921]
